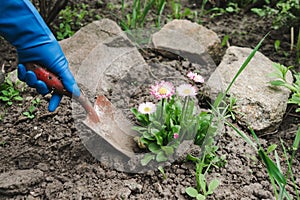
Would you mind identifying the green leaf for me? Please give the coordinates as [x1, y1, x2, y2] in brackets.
[226, 7, 234, 12]
[150, 127, 160, 135]
[132, 125, 147, 132]
[23, 112, 29, 116]
[141, 153, 155, 166]
[186, 154, 200, 163]
[131, 107, 149, 124]
[6, 79, 13, 86]
[266, 144, 277, 154]
[161, 146, 174, 156]
[196, 194, 206, 200]
[158, 165, 167, 179]
[156, 151, 168, 162]
[148, 143, 160, 154]
[258, 149, 287, 185]
[29, 105, 36, 113]
[0, 96, 9, 101]
[197, 174, 206, 192]
[274, 40, 280, 51]
[171, 125, 181, 134]
[288, 95, 300, 104]
[141, 133, 155, 141]
[185, 187, 198, 197]
[140, 137, 152, 145]
[130, 107, 139, 116]
[251, 8, 266, 17]
[14, 96, 23, 101]
[207, 179, 219, 194]
[221, 35, 229, 47]
[154, 133, 163, 146]
[293, 127, 300, 151]
[1, 90, 8, 96]
[269, 80, 286, 86]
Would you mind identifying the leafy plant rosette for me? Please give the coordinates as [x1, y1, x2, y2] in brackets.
[131, 71, 211, 166]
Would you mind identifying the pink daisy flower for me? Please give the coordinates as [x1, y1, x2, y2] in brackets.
[193, 74, 204, 83]
[187, 71, 204, 83]
[187, 71, 196, 79]
[177, 84, 197, 97]
[138, 102, 156, 114]
[173, 133, 179, 139]
[150, 81, 175, 100]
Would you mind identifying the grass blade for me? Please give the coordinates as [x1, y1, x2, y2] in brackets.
[226, 121, 257, 150]
[250, 128, 287, 193]
[140, 0, 155, 27]
[213, 33, 269, 109]
[225, 32, 270, 94]
[292, 126, 300, 151]
[156, 0, 166, 28]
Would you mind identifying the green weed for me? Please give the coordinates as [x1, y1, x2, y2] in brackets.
[216, 33, 300, 199]
[55, 3, 99, 40]
[120, 0, 156, 30]
[274, 39, 281, 52]
[23, 97, 41, 119]
[251, 0, 300, 30]
[209, 2, 240, 18]
[185, 151, 223, 200]
[168, 0, 198, 20]
[0, 75, 23, 106]
[269, 63, 300, 111]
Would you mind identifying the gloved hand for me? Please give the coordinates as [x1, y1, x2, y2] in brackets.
[0, 0, 80, 112]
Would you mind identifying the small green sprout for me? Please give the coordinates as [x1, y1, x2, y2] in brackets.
[23, 98, 41, 119]
[0, 75, 23, 106]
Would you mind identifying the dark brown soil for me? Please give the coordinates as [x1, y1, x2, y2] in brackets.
[0, 1, 299, 199]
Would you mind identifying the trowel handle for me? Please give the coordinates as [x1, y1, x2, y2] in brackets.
[25, 63, 100, 123]
[25, 63, 71, 97]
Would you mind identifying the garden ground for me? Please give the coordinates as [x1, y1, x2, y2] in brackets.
[0, 0, 299, 199]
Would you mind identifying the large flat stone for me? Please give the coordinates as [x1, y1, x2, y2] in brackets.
[207, 46, 293, 132]
[151, 19, 220, 66]
[59, 19, 147, 94]
[60, 19, 124, 75]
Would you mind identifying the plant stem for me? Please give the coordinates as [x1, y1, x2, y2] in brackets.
[180, 96, 188, 124]
[160, 98, 165, 124]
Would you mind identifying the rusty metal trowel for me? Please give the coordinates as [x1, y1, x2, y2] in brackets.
[25, 63, 137, 158]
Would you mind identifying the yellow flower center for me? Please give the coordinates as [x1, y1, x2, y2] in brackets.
[144, 107, 151, 112]
[183, 89, 191, 94]
[158, 87, 168, 95]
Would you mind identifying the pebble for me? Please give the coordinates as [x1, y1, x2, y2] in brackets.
[175, 169, 185, 174]
[36, 163, 48, 171]
[124, 180, 143, 192]
[153, 182, 163, 194]
[118, 187, 131, 199]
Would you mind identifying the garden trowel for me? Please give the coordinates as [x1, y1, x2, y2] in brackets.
[25, 63, 137, 158]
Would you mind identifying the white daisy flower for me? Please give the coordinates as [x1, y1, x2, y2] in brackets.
[177, 84, 197, 97]
[138, 102, 156, 114]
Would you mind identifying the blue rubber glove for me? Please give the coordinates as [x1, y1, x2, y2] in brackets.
[0, 0, 80, 112]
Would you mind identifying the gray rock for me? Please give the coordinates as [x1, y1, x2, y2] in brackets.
[161, 19, 220, 50]
[0, 169, 44, 195]
[60, 19, 124, 75]
[207, 46, 292, 132]
[60, 19, 147, 95]
[151, 19, 220, 66]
